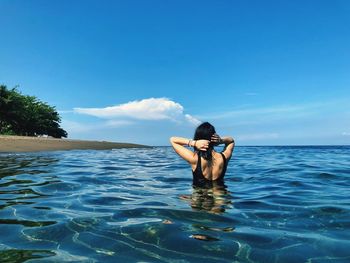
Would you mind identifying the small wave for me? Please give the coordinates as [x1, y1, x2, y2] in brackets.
[1, 146, 349, 262]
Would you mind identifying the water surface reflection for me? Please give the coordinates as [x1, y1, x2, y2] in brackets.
[181, 183, 233, 214]
[0, 147, 349, 262]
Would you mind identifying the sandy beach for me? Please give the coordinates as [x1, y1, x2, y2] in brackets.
[0, 135, 148, 152]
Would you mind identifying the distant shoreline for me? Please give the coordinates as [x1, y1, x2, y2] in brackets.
[0, 135, 149, 153]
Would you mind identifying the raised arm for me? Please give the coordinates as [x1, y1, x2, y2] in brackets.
[170, 137, 210, 164]
[211, 134, 235, 160]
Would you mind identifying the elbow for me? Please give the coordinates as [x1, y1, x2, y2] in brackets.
[169, 137, 178, 147]
[227, 137, 235, 145]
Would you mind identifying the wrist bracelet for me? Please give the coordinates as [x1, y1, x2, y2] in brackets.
[188, 139, 192, 147]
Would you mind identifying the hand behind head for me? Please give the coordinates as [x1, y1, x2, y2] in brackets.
[196, 139, 210, 151]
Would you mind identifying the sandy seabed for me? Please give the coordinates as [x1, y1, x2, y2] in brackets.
[0, 135, 148, 152]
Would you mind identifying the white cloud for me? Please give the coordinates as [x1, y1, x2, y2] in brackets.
[197, 101, 339, 123]
[200, 105, 310, 120]
[185, 114, 201, 126]
[237, 133, 279, 141]
[74, 97, 200, 125]
[105, 120, 134, 127]
[61, 120, 95, 133]
[199, 99, 350, 122]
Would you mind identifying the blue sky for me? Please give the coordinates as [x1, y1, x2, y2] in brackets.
[1, 0, 349, 145]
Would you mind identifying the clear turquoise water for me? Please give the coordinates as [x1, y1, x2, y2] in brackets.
[0, 146, 349, 262]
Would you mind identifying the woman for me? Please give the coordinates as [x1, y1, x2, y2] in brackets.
[170, 122, 235, 187]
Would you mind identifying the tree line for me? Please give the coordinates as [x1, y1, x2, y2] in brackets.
[0, 85, 67, 138]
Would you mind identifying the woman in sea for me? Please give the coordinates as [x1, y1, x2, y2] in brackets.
[170, 122, 235, 187]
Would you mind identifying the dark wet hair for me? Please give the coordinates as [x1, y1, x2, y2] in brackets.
[193, 122, 216, 162]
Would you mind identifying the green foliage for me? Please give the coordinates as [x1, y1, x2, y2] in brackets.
[0, 85, 67, 138]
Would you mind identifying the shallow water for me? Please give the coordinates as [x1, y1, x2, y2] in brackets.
[0, 146, 349, 262]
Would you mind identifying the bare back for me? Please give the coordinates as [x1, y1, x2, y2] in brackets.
[191, 151, 227, 181]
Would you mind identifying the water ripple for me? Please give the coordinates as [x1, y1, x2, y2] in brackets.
[0, 146, 349, 262]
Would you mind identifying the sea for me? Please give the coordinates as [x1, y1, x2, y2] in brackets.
[0, 146, 349, 263]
